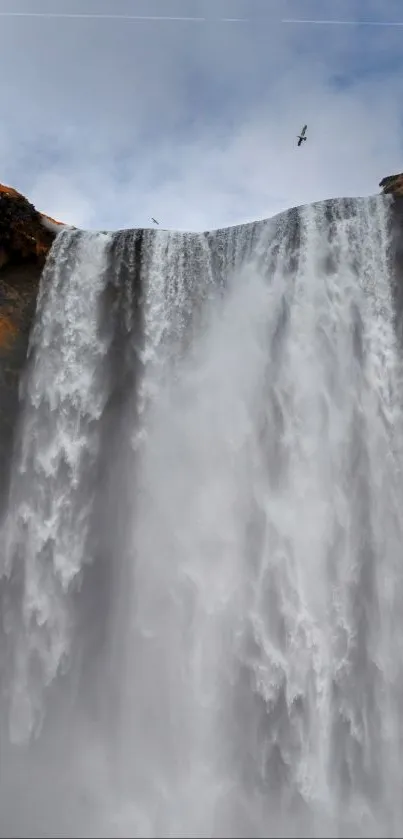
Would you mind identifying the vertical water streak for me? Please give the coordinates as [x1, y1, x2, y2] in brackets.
[112, 216, 306, 837]
[136, 228, 216, 428]
[0, 229, 112, 744]
[87, 229, 145, 741]
[229, 197, 403, 837]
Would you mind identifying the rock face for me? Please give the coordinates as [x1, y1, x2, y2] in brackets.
[379, 173, 403, 197]
[0, 261, 43, 505]
[0, 183, 57, 270]
[0, 183, 64, 507]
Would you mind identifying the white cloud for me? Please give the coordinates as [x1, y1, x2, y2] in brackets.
[0, 0, 402, 231]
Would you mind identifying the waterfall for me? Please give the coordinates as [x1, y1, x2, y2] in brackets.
[1, 196, 403, 838]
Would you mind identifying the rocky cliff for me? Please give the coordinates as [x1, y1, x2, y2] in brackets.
[379, 172, 403, 197]
[0, 184, 65, 506]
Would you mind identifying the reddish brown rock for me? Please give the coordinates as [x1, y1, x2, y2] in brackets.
[0, 182, 58, 270]
[0, 183, 66, 410]
[379, 173, 403, 197]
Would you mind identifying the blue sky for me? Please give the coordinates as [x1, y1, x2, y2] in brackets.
[0, 0, 403, 230]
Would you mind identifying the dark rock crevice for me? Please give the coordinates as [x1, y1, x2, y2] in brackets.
[0, 261, 42, 510]
[386, 196, 403, 346]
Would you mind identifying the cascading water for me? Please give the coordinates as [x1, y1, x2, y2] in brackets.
[1, 196, 403, 838]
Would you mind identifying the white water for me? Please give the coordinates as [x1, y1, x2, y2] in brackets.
[0, 229, 112, 744]
[1, 198, 403, 837]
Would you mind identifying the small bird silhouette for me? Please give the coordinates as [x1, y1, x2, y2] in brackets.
[297, 124, 307, 147]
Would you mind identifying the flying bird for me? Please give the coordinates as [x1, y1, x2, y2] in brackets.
[297, 125, 307, 147]
[151, 217, 159, 225]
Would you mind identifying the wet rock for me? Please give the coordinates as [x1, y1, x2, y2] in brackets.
[379, 173, 403, 198]
[0, 262, 42, 506]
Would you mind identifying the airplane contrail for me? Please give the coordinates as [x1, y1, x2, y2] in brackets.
[282, 18, 403, 27]
[0, 12, 248, 22]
